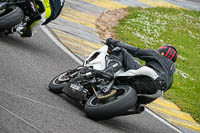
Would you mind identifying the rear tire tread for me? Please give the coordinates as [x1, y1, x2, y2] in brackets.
[84, 85, 137, 120]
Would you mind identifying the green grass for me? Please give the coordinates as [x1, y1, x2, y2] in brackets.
[114, 7, 200, 123]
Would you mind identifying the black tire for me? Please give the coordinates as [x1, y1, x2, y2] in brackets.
[84, 85, 137, 120]
[49, 69, 79, 94]
[0, 6, 24, 31]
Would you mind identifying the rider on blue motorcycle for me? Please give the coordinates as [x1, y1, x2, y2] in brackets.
[104, 38, 178, 107]
[21, 0, 65, 37]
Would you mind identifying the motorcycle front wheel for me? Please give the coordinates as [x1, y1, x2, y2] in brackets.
[49, 69, 78, 94]
[84, 85, 137, 120]
[0, 5, 24, 31]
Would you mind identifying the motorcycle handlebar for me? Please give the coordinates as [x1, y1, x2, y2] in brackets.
[101, 41, 106, 45]
[101, 41, 115, 51]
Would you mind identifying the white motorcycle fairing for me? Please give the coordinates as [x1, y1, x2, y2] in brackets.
[84, 45, 159, 80]
[84, 45, 109, 71]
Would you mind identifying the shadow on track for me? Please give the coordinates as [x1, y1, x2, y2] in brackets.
[0, 34, 45, 53]
[53, 91, 151, 133]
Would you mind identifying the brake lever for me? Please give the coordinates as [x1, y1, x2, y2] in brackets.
[101, 41, 106, 45]
[101, 41, 113, 53]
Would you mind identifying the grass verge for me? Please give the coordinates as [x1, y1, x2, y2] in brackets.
[114, 7, 200, 123]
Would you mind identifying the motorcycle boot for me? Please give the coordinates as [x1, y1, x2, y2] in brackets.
[128, 104, 145, 114]
[120, 104, 145, 116]
[21, 27, 32, 37]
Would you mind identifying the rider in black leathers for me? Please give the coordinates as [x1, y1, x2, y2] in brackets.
[104, 38, 178, 106]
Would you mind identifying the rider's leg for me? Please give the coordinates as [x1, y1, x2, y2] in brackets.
[103, 47, 143, 78]
[102, 47, 123, 78]
[21, 0, 48, 37]
[21, 16, 43, 37]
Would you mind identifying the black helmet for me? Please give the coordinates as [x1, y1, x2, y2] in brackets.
[158, 45, 178, 63]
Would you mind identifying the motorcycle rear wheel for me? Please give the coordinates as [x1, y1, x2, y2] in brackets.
[84, 85, 137, 120]
[0, 5, 24, 31]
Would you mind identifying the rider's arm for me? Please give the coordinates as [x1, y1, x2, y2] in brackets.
[107, 39, 156, 60]
[107, 38, 140, 52]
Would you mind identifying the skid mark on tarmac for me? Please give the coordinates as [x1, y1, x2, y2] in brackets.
[47, 0, 200, 132]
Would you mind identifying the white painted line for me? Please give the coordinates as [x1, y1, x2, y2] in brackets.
[0, 89, 69, 113]
[42, 25, 183, 133]
[145, 108, 183, 133]
[0, 105, 44, 133]
[41, 26, 83, 65]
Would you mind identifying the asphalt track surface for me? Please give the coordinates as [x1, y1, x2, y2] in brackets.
[0, 29, 180, 133]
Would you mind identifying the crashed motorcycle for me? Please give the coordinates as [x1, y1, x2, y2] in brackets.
[49, 43, 161, 120]
[0, 0, 44, 36]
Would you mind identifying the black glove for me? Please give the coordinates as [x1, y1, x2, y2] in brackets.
[106, 38, 120, 49]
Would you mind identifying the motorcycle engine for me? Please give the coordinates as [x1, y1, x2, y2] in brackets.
[62, 81, 88, 103]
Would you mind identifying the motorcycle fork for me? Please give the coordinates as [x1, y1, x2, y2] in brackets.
[91, 80, 116, 100]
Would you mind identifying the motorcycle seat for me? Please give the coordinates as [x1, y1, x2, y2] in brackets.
[0, 2, 8, 10]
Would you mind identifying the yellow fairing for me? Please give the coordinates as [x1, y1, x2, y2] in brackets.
[30, 20, 39, 29]
[42, 0, 51, 19]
